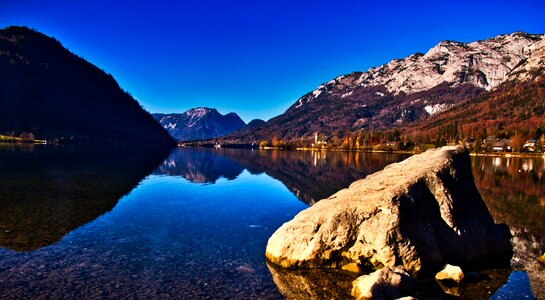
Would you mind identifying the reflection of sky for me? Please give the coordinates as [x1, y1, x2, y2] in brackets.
[490, 271, 534, 299]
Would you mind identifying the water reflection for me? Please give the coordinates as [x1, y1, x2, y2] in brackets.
[472, 155, 545, 297]
[154, 148, 244, 184]
[0, 144, 171, 252]
[156, 148, 409, 205]
[267, 262, 354, 299]
[472, 156, 545, 229]
[1, 146, 543, 298]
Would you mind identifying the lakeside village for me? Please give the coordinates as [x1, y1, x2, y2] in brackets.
[202, 129, 545, 156]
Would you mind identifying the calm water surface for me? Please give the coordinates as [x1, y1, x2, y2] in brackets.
[0, 145, 543, 299]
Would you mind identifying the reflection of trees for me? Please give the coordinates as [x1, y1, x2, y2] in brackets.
[224, 149, 409, 205]
[471, 156, 545, 298]
[0, 145, 171, 252]
[154, 148, 409, 204]
[154, 148, 244, 183]
[472, 156, 545, 229]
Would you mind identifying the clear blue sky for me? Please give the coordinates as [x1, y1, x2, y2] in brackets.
[1, 0, 544, 122]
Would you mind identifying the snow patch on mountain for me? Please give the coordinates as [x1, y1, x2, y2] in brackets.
[341, 91, 353, 98]
[424, 103, 452, 115]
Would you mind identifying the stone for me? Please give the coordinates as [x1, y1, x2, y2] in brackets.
[435, 264, 464, 283]
[351, 266, 416, 300]
[266, 146, 512, 275]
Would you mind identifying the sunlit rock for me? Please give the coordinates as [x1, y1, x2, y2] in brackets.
[266, 146, 512, 274]
[435, 264, 464, 283]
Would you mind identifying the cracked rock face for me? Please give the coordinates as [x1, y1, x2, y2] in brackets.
[265, 146, 512, 274]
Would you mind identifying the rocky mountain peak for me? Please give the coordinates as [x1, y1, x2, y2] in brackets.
[185, 107, 216, 117]
[294, 32, 543, 110]
[222, 31, 545, 144]
[153, 107, 245, 141]
[508, 36, 545, 81]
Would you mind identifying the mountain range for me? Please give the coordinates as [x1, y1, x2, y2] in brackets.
[152, 107, 246, 141]
[2, 26, 543, 146]
[0, 26, 175, 145]
[221, 32, 545, 144]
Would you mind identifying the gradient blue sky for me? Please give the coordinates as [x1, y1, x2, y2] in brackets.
[1, 0, 544, 122]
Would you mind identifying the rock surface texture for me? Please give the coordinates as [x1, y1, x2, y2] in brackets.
[265, 146, 512, 274]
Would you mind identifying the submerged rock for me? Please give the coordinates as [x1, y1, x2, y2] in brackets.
[267, 263, 355, 299]
[266, 146, 512, 275]
[435, 264, 464, 283]
[351, 266, 416, 300]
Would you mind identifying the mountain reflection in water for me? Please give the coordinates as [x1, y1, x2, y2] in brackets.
[0, 146, 543, 299]
[154, 148, 244, 184]
[0, 144, 171, 252]
[152, 149, 545, 298]
[155, 147, 409, 205]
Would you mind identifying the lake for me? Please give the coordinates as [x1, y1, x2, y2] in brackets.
[0, 145, 543, 299]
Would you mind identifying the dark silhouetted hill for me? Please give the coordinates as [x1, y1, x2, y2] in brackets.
[0, 26, 175, 145]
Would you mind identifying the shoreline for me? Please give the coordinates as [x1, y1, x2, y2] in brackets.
[184, 142, 545, 157]
[267, 146, 545, 158]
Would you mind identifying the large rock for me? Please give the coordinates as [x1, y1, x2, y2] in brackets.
[265, 146, 512, 274]
[351, 266, 416, 300]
